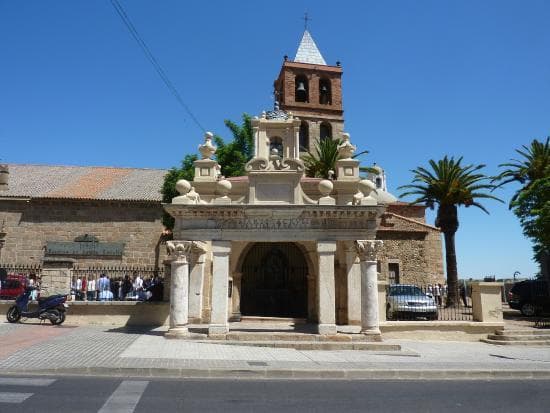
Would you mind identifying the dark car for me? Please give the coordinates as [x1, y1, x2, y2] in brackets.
[0, 276, 28, 300]
[508, 280, 550, 316]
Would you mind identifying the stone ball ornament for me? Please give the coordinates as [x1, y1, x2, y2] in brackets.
[358, 179, 376, 196]
[318, 179, 334, 197]
[216, 179, 232, 197]
[175, 179, 191, 195]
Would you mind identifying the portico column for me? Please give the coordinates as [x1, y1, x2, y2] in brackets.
[231, 271, 242, 321]
[316, 240, 337, 335]
[209, 240, 231, 335]
[166, 240, 192, 334]
[345, 243, 361, 325]
[356, 240, 384, 336]
[188, 241, 207, 322]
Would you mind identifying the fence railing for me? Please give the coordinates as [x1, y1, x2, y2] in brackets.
[71, 265, 165, 302]
[0, 263, 42, 280]
[385, 284, 473, 321]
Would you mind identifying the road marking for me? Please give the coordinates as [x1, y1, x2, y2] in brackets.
[0, 377, 55, 386]
[98, 380, 149, 413]
[0, 392, 33, 403]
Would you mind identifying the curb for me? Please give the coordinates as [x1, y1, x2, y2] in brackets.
[3, 367, 550, 380]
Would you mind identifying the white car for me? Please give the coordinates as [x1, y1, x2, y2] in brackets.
[386, 284, 438, 320]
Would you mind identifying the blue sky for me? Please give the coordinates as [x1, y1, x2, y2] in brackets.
[1, 1, 548, 279]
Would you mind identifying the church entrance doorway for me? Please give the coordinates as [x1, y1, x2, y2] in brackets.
[241, 242, 308, 318]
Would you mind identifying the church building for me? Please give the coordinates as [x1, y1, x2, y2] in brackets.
[0, 31, 444, 335]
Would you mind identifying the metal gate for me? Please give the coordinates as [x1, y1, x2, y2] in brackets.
[241, 242, 308, 318]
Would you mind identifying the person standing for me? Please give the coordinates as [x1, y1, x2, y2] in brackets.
[434, 283, 442, 306]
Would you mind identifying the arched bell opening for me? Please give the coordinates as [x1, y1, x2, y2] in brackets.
[319, 78, 332, 105]
[294, 74, 309, 103]
[240, 242, 308, 318]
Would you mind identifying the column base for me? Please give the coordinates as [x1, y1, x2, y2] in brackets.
[229, 312, 241, 322]
[361, 327, 381, 336]
[317, 323, 337, 335]
[208, 324, 229, 335]
[165, 326, 189, 338]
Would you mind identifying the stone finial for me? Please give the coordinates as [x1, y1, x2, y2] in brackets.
[214, 179, 232, 204]
[337, 133, 356, 159]
[355, 240, 384, 262]
[0, 164, 8, 191]
[318, 179, 335, 205]
[357, 179, 378, 206]
[198, 131, 216, 160]
[173, 179, 202, 205]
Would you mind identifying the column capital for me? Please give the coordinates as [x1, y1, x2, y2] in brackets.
[355, 240, 383, 262]
[166, 240, 192, 263]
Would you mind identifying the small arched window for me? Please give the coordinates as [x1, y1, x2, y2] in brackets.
[295, 75, 309, 103]
[299, 121, 309, 150]
[320, 122, 332, 142]
[375, 177, 382, 189]
[319, 78, 332, 105]
[269, 137, 283, 156]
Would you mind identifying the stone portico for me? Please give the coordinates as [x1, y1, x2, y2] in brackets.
[164, 110, 390, 339]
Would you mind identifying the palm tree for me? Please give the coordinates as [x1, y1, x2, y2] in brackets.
[493, 137, 550, 205]
[493, 137, 550, 280]
[399, 156, 501, 306]
[302, 138, 371, 178]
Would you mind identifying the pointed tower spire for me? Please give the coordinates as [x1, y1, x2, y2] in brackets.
[294, 30, 326, 65]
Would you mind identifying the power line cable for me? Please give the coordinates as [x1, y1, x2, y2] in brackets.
[109, 0, 205, 132]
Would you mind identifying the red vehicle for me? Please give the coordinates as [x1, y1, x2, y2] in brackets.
[0, 275, 28, 300]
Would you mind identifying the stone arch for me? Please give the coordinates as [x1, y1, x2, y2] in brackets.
[239, 242, 311, 318]
[320, 122, 332, 141]
[299, 121, 309, 150]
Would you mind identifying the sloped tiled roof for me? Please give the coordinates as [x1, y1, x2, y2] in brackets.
[1, 164, 167, 202]
[294, 30, 326, 65]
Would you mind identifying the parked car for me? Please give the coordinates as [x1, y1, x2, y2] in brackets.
[0, 276, 28, 300]
[508, 280, 550, 316]
[386, 284, 438, 320]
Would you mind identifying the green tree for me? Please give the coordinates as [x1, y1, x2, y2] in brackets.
[399, 156, 501, 306]
[161, 114, 255, 229]
[302, 138, 371, 179]
[494, 137, 550, 278]
[161, 154, 197, 229]
[213, 114, 254, 177]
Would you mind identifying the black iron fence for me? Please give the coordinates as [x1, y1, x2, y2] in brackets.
[385, 283, 473, 321]
[71, 265, 165, 302]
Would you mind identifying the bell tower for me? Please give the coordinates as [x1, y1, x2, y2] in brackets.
[274, 30, 344, 152]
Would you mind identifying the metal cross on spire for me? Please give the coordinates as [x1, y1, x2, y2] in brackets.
[303, 12, 311, 30]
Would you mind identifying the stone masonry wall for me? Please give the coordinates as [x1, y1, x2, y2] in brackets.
[0, 199, 167, 267]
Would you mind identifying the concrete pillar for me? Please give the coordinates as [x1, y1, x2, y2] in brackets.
[316, 241, 337, 335]
[188, 242, 207, 322]
[209, 240, 231, 335]
[345, 245, 361, 325]
[167, 241, 192, 334]
[231, 271, 242, 321]
[356, 240, 383, 337]
[471, 282, 504, 322]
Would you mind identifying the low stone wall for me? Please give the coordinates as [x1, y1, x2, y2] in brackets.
[380, 321, 504, 341]
[0, 300, 169, 326]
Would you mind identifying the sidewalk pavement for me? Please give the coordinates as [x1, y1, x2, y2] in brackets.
[1, 321, 549, 380]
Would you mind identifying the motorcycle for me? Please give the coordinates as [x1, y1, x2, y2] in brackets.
[6, 287, 68, 325]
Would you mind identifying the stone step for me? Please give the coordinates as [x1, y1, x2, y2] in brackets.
[200, 340, 402, 351]
[224, 332, 374, 343]
[487, 334, 550, 341]
[481, 338, 550, 346]
[495, 329, 550, 336]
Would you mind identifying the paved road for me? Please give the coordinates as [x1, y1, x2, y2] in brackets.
[1, 375, 549, 412]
